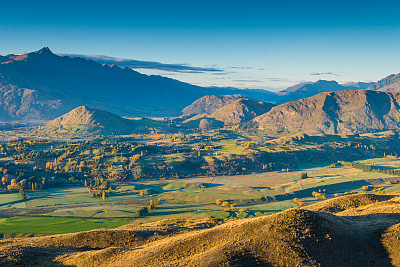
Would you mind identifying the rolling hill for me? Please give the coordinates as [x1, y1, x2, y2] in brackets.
[45, 106, 163, 135]
[254, 90, 400, 135]
[1, 194, 400, 266]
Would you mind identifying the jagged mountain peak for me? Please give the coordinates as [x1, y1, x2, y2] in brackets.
[34, 47, 54, 55]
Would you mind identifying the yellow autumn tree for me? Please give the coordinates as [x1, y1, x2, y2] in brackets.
[8, 179, 19, 190]
[149, 199, 155, 210]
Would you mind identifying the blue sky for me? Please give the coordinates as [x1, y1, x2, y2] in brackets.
[0, 0, 399, 91]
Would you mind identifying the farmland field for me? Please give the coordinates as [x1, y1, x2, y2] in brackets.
[1, 159, 400, 236]
[0, 216, 131, 238]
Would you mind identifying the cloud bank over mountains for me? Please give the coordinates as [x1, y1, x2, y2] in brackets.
[59, 53, 224, 74]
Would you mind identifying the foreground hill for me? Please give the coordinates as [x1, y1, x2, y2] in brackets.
[1, 194, 400, 266]
[254, 90, 400, 135]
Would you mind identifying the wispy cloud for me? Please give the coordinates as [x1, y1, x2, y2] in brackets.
[310, 72, 339, 76]
[266, 78, 293, 82]
[233, 79, 264, 83]
[59, 53, 224, 73]
[229, 66, 254, 70]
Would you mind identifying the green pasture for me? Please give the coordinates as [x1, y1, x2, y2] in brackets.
[0, 216, 131, 236]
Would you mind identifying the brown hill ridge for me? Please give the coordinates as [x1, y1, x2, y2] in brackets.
[180, 97, 274, 131]
[209, 98, 275, 125]
[2, 194, 400, 266]
[254, 90, 400, 135]
[181, 94, 245, 115]
[45, 106, 141, 134]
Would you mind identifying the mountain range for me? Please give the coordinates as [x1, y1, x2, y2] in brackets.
[1, 47, 400, 123]
[0, 48, 276, 121]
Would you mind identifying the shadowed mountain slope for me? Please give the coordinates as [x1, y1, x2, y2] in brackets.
[0, 48, 208, 119]
[2, 194, 400, 266]
[254, 90, 400, 135]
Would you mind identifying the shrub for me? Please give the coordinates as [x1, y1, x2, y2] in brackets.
[135, 207, 149, 217]
[300, 172, 308, 179]
[361, 185, 373, 192]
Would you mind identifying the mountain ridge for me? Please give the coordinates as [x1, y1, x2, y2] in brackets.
[254, 90, 400, 135]
[276, 80, 375, 104]
[367, 73, 400, 91]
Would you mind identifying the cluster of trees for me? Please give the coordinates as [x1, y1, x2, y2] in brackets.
[312, 191, 326, 199]
[0, 139, 161, 192]
[293, 198, 305, 206]
[341, 161, 400, 176]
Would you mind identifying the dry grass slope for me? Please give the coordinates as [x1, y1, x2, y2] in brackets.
[2, 194, 400, 266]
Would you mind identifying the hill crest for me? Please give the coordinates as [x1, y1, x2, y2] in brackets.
[181, 94, 246, 115]
[46, 106, 136, 134]
[209, 98, 275, 125]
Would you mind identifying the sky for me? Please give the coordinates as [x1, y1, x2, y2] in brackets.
[0, 0, 399, 91]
